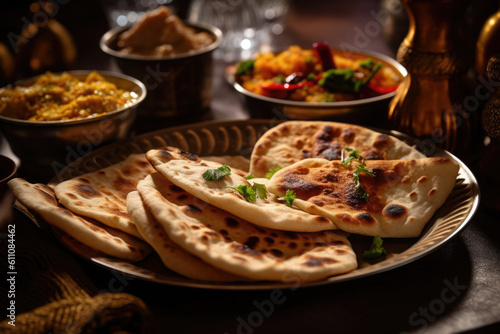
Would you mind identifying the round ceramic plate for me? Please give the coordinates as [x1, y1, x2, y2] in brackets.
[46, 119, 479, 290]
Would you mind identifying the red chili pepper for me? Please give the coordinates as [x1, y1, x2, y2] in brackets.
[313, 41, 335, 71]
[366, 82, 399, 95]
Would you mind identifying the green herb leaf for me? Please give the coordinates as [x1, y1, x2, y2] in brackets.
[226, 185, 256, 202]
[306, 73, 317, 81]
[244, 174, 256, 180]
[226, 183, 268, 202]
[278, 189, 297, 207]
[341, 147, 375, 201]
[274, 74, 286, 84]
[341, 147, 361, 166]
[236, 60, 255, 75]
[355, 163, 376, 178]
[360, 62, 382, 88]
[252, 183, 268, 200]
[363, 236, 387, 260]
[359, 58, 375, 69]
[265, 167, 282, 179]
[203, 165, 231, 181]
[319, 62, 382, 93]
[318, 68, 356, 92]
[352, 163, 376, 201]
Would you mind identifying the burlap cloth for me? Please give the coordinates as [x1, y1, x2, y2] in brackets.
[0, 212, 154, 333]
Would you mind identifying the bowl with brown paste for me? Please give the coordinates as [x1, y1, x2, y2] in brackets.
[100, 6, 223, 119]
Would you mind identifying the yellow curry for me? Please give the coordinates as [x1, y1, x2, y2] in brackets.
[0, 71, 137, 121]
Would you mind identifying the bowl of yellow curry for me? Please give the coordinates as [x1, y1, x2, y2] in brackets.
[233, 43, 406, 124]
[0, 70, 146, 178]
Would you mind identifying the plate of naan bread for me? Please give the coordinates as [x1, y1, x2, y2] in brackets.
[9, 120, 479, 289]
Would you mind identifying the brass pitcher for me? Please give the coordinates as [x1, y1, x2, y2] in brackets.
[388, 0, 480, 161]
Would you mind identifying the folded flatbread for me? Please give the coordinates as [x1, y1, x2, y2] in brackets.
[267, 157, 459, 238]
[137, 173, 357, 282]
[250, 121, 426, 177]
[146, 147, 338, 232]
[8, 178, 151, 262]
[127, 189, 246, 282]
[54, 154, 155, 239]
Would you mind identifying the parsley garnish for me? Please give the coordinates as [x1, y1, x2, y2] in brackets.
[341, 148, 375, 201]
[274, 74, 286, 84]
[203, 165, 231, 181]
[319, 62, 381, 93]
[341, 147, 361, 166]
[278, 189, 297, 207]
[236, 60, 255, 75]
[363, 236, 387, 260]
[265, 167, 282, 179]
[252, 183, 268, 200]
[359, 58, 375, 69]
[226, 183, 267, 202]
[244, 174, 256, 180]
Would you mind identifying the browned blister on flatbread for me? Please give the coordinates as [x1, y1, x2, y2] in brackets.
[54, 154, 155, 239]
[8, 178, 151, 262]
[250, 121, 426, 177]
[137, 173, 357, 282]
[267, 157, 459, 238]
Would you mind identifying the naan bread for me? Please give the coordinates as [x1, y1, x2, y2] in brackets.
[8, 178, 151, 262]
[127, 189, 246, 282]
[146, 147, 338, 232]
[250, 121, 426, 177]
[54, 154, 155, 239]
[267, 157, 460, 238]
[137, 173, 357, 282]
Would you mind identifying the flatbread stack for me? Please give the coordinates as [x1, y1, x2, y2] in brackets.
[54, 154, 155, 239]
[126, 189, 246, 282]
[146, 147, 338, 232]
[8, 179, 151, 262]
[7, 120, 460, 284]
[9, 154, 155, 261]
[132, 172, 355, 282]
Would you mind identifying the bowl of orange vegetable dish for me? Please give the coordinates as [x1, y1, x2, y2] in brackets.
[234, 43, 406, 121]
[0, 70, 146, 178]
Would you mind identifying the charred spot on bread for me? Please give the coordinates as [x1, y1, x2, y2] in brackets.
[179, 150, 199, 161]
[159, 150, 173, 159]
[357, 212, 375, 225]
[342, 128, 355, 143]
[383, 204, 407, 218]
[185, 204, 202, 214]
[225, 217, 240, 228]
[244, 236, 260, 250]
[270, 249, 284, 257]
[303, 256, 338, 267]
[170, 185, 184, 192]
[373, 134, 391, 149]
[75, 184, 101, 197]
[364, 150, 384, 160]
[231, 243, 262, 257]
